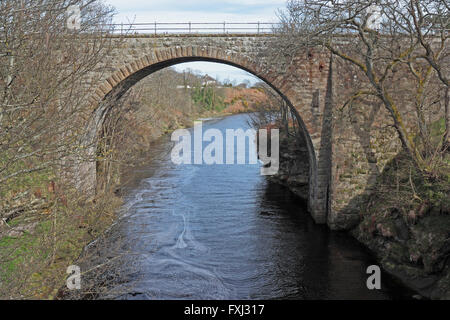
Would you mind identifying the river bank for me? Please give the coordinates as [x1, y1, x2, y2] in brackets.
[60, 113, 414, 300]
[0, 89, 242, 299]
[3, 103, 444, 299]
[93, 111, 450, 300]
[349, 153, 450, 300]
[275, 144, 450, 300]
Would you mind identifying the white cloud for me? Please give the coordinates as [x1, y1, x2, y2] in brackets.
[114, 11, 277, 24]
[105, 0, 282, 23]
[105, 0, 285, 10]
[172, 62, 260, 85]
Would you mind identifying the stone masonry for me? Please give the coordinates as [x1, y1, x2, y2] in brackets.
[80, 34, 407, 229]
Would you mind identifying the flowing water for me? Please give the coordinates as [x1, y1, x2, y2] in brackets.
[75, 113, 412, 300]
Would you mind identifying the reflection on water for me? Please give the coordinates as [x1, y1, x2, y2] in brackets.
[74, 114, 412, 300]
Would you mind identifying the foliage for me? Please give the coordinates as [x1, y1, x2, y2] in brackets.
[0, 0, 117, 299]
[191, 84, 227, 111]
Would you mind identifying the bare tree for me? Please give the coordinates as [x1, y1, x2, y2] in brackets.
[0, 0, 119, 299]
[274, 0, 449, 174]
[0, 0, 115, 189]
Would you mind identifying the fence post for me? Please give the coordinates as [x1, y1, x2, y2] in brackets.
[189, 22, 191, 33]
[154, 21, 157, 35]
[223, 21, 226, 33]
[257, 22, 260, 34]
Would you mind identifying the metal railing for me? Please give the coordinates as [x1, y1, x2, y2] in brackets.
[109, 22, 279, 35]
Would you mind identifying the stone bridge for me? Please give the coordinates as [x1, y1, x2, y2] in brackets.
[80, 34, 401, 230]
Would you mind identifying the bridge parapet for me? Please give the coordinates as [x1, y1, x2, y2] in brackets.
[108, 22, 278, 35]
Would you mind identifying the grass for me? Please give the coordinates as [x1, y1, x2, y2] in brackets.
[0, 186, 121, 299]
[0, 146, 55, 199]
[0, 220, 51, 285]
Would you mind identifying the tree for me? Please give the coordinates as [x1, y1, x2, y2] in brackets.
[274, 0, 449, 174]
[0, 0, 117, 298]
[0, 0, 114, 192]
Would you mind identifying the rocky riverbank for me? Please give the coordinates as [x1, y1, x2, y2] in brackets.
[266, 133, 310, 203]
[271, 143, 450, 299]
[348, 153, 450, 300]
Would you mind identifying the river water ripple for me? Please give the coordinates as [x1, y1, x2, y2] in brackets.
[74, 114, 412, 300]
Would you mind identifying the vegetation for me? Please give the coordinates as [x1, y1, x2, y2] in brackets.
[95, 68, 232, 192]
[2, 0, 446, 300]
[191, 84, 227, 112]
[354, 147, 450, 298]
[0, 13, 247, 298]
[273, 0, 449, 218]
[275, 0, 449, 176]
[0, 0, 120, 298]
[271, 0, 449, 297]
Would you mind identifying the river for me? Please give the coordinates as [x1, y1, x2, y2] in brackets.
[72, 113, 413, 300]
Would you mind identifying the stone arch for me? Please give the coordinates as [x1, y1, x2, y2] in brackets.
[82, 45, 320, 222]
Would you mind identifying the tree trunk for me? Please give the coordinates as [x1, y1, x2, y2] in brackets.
[445, 86, 449, 146]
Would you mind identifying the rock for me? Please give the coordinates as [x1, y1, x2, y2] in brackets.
[330, 213, 360, 230]
[410, 275, 438, 291]
[377, 223, 393, 238]
[394, 218, 410, 241]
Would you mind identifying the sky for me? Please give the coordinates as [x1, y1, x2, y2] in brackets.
[103, 0, 286, 85]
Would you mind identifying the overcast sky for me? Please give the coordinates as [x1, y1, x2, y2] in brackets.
[103, 0, 286, 84]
